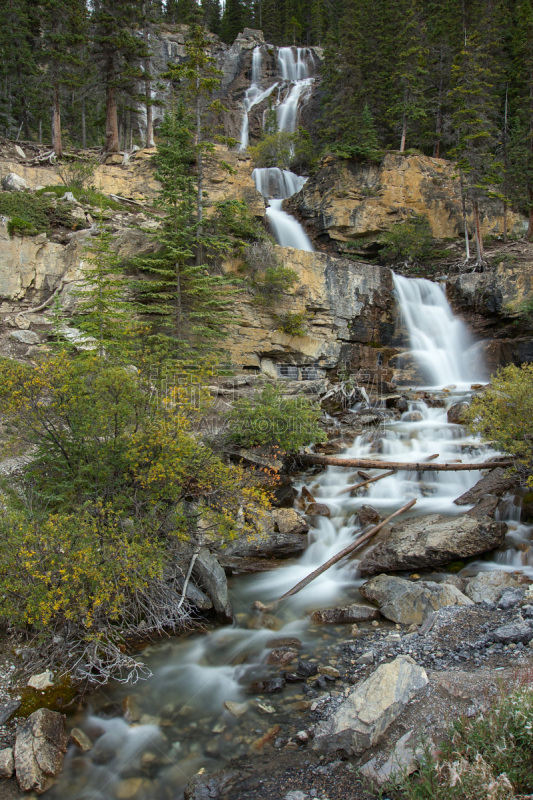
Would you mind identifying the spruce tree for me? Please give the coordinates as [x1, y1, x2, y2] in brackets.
[0, 0, 39, 139]
[509, 0, 533, 238]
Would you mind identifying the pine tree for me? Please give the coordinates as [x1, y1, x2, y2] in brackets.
[0, 0, 39, 139]
[40, 0, 87, 157]
[509, 0, 533, 238]
[220, 0, 244, 43]
[92, 0, 148, 153]
[449, 31, 503, 265]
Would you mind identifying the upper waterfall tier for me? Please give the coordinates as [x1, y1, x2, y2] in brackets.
[393, 273, 486, 388]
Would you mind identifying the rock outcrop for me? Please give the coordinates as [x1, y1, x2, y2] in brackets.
[313, 655, 428, 755]
[358, 513, 507, 575]
[287, 152, 524, 252]
[359, 575, 473, 625]
[14, 708, 67, 793]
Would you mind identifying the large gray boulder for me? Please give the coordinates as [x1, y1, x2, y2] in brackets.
[359, 574, 473, 625]
[358, 513, 507, 575]
[1, 172, 29, 191]
[217, 509, 309, 561]
[313, 656, 428, 755]
[14, 708, 67, 793]
[193, 548, 233, 622]
[464, 570, 521, 604]
[454, 468, 517, 505]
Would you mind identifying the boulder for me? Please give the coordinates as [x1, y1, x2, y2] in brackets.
[271, 508, 309, 536]
[9, 330, 40, 345]
[357, 505, 381, 528]
[0, 699, 21, 725]
[466, 495, 501, 518]
[175, 578, 213, 612]
[447, 402, 469, 424]
[313, 656, 428, 755]
[358, 513, 507, 575]
[69, 728, 93, 752]
[492, 621, 533, 645]
[193, 548, 233, 623]
[360, 730, 427, 784]
[1, 172, 29, 191]
[14, 708, 67, 793]
[310, 604, 381, 625]
[0, 748, 14, 778]
[454, 468, 517, 506]
[305, 502, 331, 517]
[464, 570, 521, 604]
[359, 575, 473, 625]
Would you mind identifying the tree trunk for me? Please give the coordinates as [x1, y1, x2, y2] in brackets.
[459, 171, 471, 260]
[81, 97, 86, 149]
[196, 69, 203, 265]
[297, 454, 514, 471]
[473, 199, 484, 266]
[528, 187, 533, 241]
[400, 114, 407, 153]
[105, 58, 120, 153]
[144, 22, 155, 148]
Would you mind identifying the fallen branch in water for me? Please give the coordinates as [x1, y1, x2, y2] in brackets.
[336, 469, 396, 496]
[253, 498, 417, 611]
[298, 455, 514, 471]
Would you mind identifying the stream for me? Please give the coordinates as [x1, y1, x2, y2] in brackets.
[46, 274, 533, 800]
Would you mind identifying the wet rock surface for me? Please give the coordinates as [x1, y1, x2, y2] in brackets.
[454, 467, 517, 505]
[358, 513, 507, 575]
[359, 574, 473, 625]
[14, 708, 67, 793]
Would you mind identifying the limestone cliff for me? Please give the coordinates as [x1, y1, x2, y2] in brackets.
[287, 153, 525, 253]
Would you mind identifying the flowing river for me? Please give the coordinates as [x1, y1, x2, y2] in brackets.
[45, 274, 533, 800]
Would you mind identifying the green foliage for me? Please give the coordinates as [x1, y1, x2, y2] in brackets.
[35, 185, 123, 210]
[275, 311, 308, 336]
[0, 191, 78, 237]
[55, 156, 96, 190]
[379, 215, 436, 268]
[224, 383, 326, 452]
[254, 264, 299, 305]
[213, 199, 267, 244]
[384, 685, 533, 798]
[250, 128, 316, 172]
[466, 363, 533, 483]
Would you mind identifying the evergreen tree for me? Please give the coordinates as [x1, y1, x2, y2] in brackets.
[449, 31, 502, 264]
[221, 0, 244, 43]
[92, 0, 148, 153]
[40, 0, 87, 157]
[0, 0, 39, 139]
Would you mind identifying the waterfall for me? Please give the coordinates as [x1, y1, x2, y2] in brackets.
[276, 47, 314, 134]
[238, 47, 278, 151]
[253, 166, 313, 251]
[393, 273, 485, 388]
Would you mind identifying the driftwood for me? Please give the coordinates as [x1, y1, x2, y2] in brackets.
[254, 498, 417, 610]
[299, 454, 514, 472]
[336, 469, 396, 496]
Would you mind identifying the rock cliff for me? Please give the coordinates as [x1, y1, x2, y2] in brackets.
[287, 152, 525, 253]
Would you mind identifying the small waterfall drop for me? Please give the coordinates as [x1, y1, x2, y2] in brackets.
[238, 47, 278, 151]
[393, 273, 485, 388]
[276, 47, 314, 133]
[253, 166, 313, 251]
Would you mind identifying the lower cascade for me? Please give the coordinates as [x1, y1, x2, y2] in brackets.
[46, 275, 531, 799]
[253, 166, 313, 251]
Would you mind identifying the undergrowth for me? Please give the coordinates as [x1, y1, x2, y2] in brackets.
[36, 184, 123, 210]
[0, 191, 79, 236]
[379, 683, 533, 799]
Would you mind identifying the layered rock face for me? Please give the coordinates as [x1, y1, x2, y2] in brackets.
[287, 152, 524, 252]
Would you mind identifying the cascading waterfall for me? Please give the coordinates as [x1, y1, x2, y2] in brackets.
[47, 275, 527, 800]
[252, 166, 313, 250]
[276, 47, 314, 133]
[393, 274, 486, 388]
[238, 46, 278, 152]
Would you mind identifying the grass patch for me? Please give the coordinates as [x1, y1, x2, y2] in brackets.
[381, 683, 533, 799]
[0, 191, 79, 237]
[36, 184, 124, 211]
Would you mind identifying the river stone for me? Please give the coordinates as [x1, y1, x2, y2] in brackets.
[0, 748, 14, 778]
[27, 670, 54, 690]
[464, 570, 521, 604]
[69, 727, 93, 752]
[357, 505, 381, 527]
[360, 730, 426, 784]
[193, 548, 232, 623]
[0, 699, 20, 725]
[447, 401, 469, 424]
[271, 508, 309, 536]
[466, 494, 501, 518]
[175, 577, 213, 611]
[14, 708, 67, 793]
[358, 513, 507, 575]
[1, 172, 29, 191]
[305, 502, 331, 517]
[454, 468, 517, 505]
[313, 655, 428, 755]
[359, 575, 473, 625]
[310, 604, 381, 625]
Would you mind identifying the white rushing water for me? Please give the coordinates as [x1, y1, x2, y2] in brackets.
[253, 166, 313, 250]
[48, 276, 528, 800]
[238, 47, 279, 152]
[393, 273, 486, 388]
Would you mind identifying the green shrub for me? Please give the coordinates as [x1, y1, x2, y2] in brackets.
[214, 199, 267, 243]
[466, 362, 533, 484]
[276, 311, 308, 336]
[224, 383, 326, 452]
[35, 184, 123, 210]
[383, 685, 533, 799]
[55, 156, 96, 190]
[379, 215, 437, 268]
[7, 216, 39, 236]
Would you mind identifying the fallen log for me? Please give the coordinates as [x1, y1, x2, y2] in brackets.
[254, 498, 417, 611]
[299, 455, 514, 472]
[336, 469, 396, 496]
